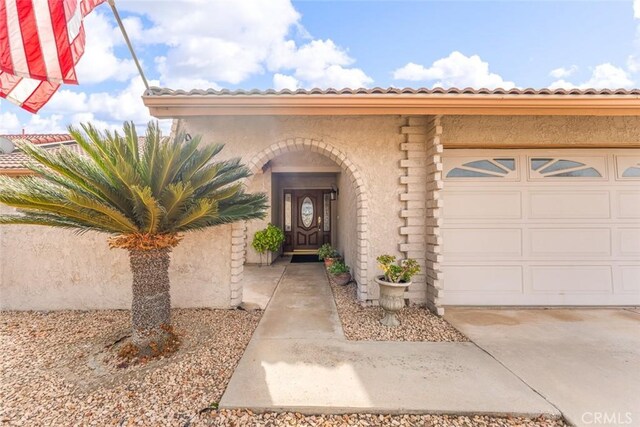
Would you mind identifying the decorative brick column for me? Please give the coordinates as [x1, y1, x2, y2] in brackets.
[398, 116, 429, 304]
[398, 116, 444, 314]
[230, 221, 247, 307]
[425, 116, 444, 315]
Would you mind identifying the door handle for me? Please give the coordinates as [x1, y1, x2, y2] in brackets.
[318, 216, 322, 231]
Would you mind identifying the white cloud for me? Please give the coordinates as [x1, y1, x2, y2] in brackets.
[0, 111, 21, 133]
[549, 65, 578, 79]
[634, 0, 640, 19]
[119, 0, 372, 89]
[75, 12, 138, 84]
[269, 39, 372, 88]
[42, 77, 171, 133]
[550, 63, 634, 89]
[393, 51, 515, 89]
[273, 74, 299, 90]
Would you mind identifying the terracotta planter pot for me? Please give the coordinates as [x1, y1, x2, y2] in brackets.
[324, 257, 340, 268]
[375, 276, 410, 327]
[331, 272, 351, 286]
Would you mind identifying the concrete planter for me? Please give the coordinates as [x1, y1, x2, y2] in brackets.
[259, 251, 279, 266]
[375, 276, 410, 327]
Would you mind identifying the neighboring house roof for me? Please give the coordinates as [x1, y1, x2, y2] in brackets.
[0, 134, 75, 145]
[0, 136, 147, 175]
[0, 139, 79, 175]
[142, 86, 640, 117]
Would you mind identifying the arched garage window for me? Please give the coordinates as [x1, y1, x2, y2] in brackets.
[530, 158, 602, 178]
[446, 158, 516, 178]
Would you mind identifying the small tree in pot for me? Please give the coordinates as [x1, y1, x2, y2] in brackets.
[251, 223, 285, 266]
[375, 255, 421, 327]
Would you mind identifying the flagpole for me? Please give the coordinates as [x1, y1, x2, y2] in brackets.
[107, 0, 149, 90]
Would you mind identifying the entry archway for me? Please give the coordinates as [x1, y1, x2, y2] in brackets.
[232, 137, 371, 302]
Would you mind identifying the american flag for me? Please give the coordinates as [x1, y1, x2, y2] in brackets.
[0, 0, 106, 113]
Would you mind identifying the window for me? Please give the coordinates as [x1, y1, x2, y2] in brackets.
[284, 193, 292, 231]
[446, 158, 516, 178]
[301, 197, 313, 228]
[622, 166, 640, 178]
[323, 193, 331, 232]
[530, 158, 602, 178]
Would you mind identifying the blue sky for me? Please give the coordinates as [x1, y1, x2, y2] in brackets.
[1, 0, 638, 134]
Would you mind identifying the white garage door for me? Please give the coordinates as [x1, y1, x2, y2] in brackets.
[441, 149, 640, 306]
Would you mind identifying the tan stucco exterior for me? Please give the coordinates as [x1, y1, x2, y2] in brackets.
[1, 112, 639, 311]
[0, 205, 233, 310]
[442, 115, 640, 148]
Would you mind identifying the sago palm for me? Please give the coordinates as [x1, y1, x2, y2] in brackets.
[0, 121, 267, 355]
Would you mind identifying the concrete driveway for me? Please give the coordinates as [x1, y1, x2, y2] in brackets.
[446, 308, 640, 427]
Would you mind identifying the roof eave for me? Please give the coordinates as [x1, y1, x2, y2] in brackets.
[0, 168, 32, 176]
[142, 94, 640, 117]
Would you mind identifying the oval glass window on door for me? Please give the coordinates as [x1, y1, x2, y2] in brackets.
[301, 197, 313, 228]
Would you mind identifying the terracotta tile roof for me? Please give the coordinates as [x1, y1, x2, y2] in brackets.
[0, 143, 80, 170]
[0, 134, 74, 145]
[145, 86, 640, 97]
[0, 137, 147, 172]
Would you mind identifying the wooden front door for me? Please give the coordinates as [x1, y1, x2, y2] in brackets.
[283, 189, 331, 252]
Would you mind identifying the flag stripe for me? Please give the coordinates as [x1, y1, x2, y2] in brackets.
[0, 0, 105, 112]
[21, 79, 58, 112]
[0, 0, 14, 74]
[17, 0, 48, 80]
[49, 0, 75, 82]
[5, 0, 28, 77]
[33, 0, 62, 81]
[6, 75, 39, 102]
[66, 0, 80, 43]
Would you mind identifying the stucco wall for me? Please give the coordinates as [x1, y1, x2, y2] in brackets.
[442, 115, 640, 147]
[0, 204, 233, 311]
[336, 170, 359, 290]
[181, 115, 406, 300]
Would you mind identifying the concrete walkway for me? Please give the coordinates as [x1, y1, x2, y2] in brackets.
[220, 263, 559, 416]
[446, 308, 640, 427]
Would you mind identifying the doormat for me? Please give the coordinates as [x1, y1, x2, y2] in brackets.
[290, 254, 323, 263]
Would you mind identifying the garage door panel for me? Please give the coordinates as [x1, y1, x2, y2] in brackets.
[528, 191, 610, 219]
[618, 228, 640, 256]
[619, 266, 640, 292]
[529, 266, 613, 293]
[442, 228, 521, 257]
[443, 191, 521, 219]
[443, 266, 522, 292]
[528, 228, 611, 257]
[616, 191, 640, 218]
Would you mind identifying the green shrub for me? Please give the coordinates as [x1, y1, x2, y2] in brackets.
[252, 224, 285, 254]
[328, 260, 350, 274]
[376, 255, 420, 283]
[318, 243, 339, 260]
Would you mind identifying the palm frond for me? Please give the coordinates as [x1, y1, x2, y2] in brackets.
[0, 121, 267, 245]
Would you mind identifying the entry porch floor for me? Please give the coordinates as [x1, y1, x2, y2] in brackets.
[222, 263, 560, 417]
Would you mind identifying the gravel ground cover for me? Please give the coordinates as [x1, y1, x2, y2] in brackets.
[199, 410, 568, 427]
[329, 279, 468, 342]
[0, 308, 261, 426]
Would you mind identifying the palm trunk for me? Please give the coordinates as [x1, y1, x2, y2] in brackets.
[129, 248, 172, 355]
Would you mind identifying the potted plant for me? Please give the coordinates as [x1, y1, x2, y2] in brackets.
[318, 243, 340, 267]
[375, 255, 421, 327]
[251, 224, 285, 266]
[327, 261, 352, 285]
